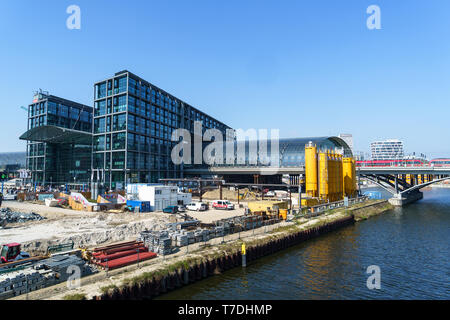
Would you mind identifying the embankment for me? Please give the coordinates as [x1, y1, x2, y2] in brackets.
[93, 200, 392, 300]
[349, 200, 393, 221]
[94, 215, 355, 300]
[11, 199, 392, 300]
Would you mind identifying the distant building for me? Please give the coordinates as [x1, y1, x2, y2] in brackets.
[0, 152, 26, 169]
[371, 139, 404, 160]
[338, 134, 353, 154]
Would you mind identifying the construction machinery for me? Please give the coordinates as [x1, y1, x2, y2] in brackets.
[1, 241, 78, 272]
[0, 243, 30, 264]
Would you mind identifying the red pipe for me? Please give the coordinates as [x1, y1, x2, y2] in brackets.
[93, 247, 148, 263]
[97, 252, 157, 270]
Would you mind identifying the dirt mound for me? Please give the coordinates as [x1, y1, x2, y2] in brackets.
[203, 188, 257, 200]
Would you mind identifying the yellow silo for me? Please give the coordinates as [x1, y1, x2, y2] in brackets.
[319, 151, 329, 202]
[305, 142, 318, 198]
[352, 158, 357, 196]
[328, 151, 335, 202]
[343, 157, 353, 198]
[338, 153, 343, 200]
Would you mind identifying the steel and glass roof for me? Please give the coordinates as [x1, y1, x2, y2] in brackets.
[19, 125, 92, 145]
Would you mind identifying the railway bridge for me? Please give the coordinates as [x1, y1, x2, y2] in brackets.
[185, 166, 450, 206]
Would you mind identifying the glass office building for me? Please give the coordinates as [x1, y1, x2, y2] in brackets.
[92, 70, 232, 189]
[371, 139, 404, 160]
[20, 92, 93, 186]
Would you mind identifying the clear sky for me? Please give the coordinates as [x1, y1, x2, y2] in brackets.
[1, 0, 449, 159]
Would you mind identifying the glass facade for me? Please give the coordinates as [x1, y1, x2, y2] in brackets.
[25, 94, 93, 185]
[92, 70, 233, 189]
[371, 140, 404, 160]
[214, 137, 353, 168]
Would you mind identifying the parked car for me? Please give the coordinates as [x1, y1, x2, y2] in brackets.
[186, 202, 207, 211]
[177, 205, 186, 213]
[212, 200, 235, 210]
[163, 205, 178, 214]
[265, 191, 275, 197]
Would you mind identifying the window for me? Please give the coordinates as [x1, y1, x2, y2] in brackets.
[107, 80, 112, 96]
[128, 114, 135, 132]
[104, 116, 110, 132]
[59, 105, 69, 118]
[116, 76, 127, 94]
[127, 152, 138, 169]
[95, 100, 106, 116]
[112, 151, 125, 169]
[113, 113, 126, 131]
[127, 133, 136, 150]
[106, 134, 111, 150]
[94, 153, 104, 169]
[105, 152, 111, 169]
[47, 102, 57, 115]
[112, 132, 126, 150]
[128, 96, 135, 113]
[94, 117, 106, 134]
[94, 136, 105, 151]
[107, 98, 112, 114]
[96, 82, 107, 99]
[113, 95, 127, 113]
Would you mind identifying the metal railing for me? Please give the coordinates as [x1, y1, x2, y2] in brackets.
[303, 196, 369, 218]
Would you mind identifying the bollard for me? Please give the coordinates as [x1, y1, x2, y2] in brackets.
[241, 243, 246, 268]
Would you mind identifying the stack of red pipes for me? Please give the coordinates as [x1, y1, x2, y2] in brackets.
[91, 240, 157, 270]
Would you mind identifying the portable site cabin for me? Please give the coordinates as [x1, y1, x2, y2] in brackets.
[126, 184, 190, 211]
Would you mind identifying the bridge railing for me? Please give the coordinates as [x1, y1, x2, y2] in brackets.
[302, 196, 369, 218]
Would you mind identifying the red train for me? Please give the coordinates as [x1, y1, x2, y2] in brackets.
[356, 159, 427, 167]
[356, 158, 450, 167]
[429, 158, 450, 167]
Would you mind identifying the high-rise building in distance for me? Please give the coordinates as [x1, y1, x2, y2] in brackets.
[371, 139, 404, 160]
[338, 134, 353, 154]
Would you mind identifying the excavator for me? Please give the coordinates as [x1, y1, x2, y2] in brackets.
[0, 243, 30, 264]
[1, 242, 76, 271]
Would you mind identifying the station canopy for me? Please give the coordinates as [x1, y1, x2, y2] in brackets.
[211, 136, 353, 168]
[19, 125, 92, 145]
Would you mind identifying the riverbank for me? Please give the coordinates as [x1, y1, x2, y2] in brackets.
[11, 199, 392, 300]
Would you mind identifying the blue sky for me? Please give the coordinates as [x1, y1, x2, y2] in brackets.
[1, 0, 449, 159]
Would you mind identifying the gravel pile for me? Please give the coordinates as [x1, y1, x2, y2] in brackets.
[0, 208, 46, 225]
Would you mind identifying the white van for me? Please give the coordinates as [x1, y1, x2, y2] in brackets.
[186, 202, 207, 211]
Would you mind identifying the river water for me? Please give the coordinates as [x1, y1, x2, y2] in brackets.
[159, 188, 450, 300]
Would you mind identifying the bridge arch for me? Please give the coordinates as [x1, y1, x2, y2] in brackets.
[360, 174, 450, 196]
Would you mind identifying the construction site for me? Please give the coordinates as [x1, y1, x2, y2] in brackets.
[0, 140, 365, 300]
